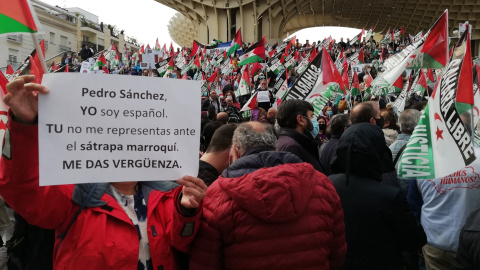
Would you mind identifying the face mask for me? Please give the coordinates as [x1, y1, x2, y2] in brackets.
[327, 111, 333, 117]
[388, 50, 393, 54]
[227, 95, 232, 99]
[319, 123, 326, 131]
[375, 117, 385, 128]
[310, 118, 319, 138]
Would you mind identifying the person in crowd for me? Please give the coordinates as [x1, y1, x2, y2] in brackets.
[79, 44, 91, 61]
[224, 96, 243, 123]
[277, 99, 325, 173]
[407, 113, 480, 270]
[329, 123, 420, 270]
[350, 101, 400, 188]
[224, 90, 240, 109]
[198, 124, 238, 187]
[315, 116, 328, 146]
[189, 122, 346, 270]
[259, 108, 277, 126]
[61, 53, 69, 66]
[452, 206, 480, 270]
[390, 109, 421, 161]
[320, 114, 350, 176]
[0, 75, 207, 270]
[381, 110, 399, 147]
[255, 79, 274, 111]
[201, 91, 222, 113]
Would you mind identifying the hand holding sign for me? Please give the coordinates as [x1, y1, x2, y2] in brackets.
[4, 75, 49, 125]
[177, 175, 207, 209]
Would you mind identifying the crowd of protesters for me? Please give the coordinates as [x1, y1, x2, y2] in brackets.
[1, 31, 480, 270]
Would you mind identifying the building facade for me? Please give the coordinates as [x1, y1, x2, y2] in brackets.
[0, 0, 141, 71]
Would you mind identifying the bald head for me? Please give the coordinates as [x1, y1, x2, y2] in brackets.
[217, 112, 229, 124]
[267, 108, 277, 119]
[351, 101, 380, 124]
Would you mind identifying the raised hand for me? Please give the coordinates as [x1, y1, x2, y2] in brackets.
[177, 175, 207, 209]
[3, 75, 48, 125]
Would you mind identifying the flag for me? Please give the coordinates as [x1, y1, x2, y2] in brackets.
[413, 70, 428, 96]
[193, 53, 201, 69]
[392, 76, 411, 114]
[390, 75, 404, 94]
[251, 62, 263, 77]
[6, 64, 14, 75]
[146, 44, 151, 50]
[240, 92, 258, 112]
[342, 64, 350, 91]
[90, 51, 107, 71]
[169, 42, 174, 57]
[238, 39, 266, 66]
[358, 48, 365, 64]
[273, 69, 289, 99]
[227, 28, 242, 57]
[102, 66, 109, 74]
[28, 56, 41, 83]
[140, 45, 145, 54]
[427, 69, 435, 84]
[370, 10, 448, 94]
[397, 28, 475, 179]
[284, 51, 297, 70]
[64, 65, 69, 72]
[267, 52, 284, 76]
[0, 0, 40, 34]
[351, 71, 360, 96]
[238, 64, 251, 96]
[155, 38, 160, 51]
[472, 64, 480, 147]
[0, 70, 8, 95]
[220, 57, 234, 75]
[283, 47, 345, 116]
[155, 56, 174, 77]
[30, 39, 45, 83]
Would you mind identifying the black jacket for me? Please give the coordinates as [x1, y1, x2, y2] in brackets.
[197, 160, 220, 187]
[452, 208, 480, 270]
[278, 128, 325, 173]
[320, 134, 341, 176]
[201, 98, 221, 113]
[329, 123, 419, 270]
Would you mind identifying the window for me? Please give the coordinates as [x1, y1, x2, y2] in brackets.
[60, 35, 67, 46]
[50, 32, 55, 44]
[8, 49, 19, 64]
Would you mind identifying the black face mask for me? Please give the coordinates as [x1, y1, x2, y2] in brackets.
[375, 117, 385, 128]
[319, 124, 327, 131]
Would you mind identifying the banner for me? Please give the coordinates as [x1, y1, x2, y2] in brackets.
[38, 74, 201, 186]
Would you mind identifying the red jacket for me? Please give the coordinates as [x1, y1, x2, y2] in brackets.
[0, 115, 202, 270]
[189, 152, 346, 270]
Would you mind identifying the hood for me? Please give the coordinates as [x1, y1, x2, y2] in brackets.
[218, 151, 316, 223]
[330, 123, 386, 182]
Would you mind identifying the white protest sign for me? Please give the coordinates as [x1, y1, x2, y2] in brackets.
[79, 61, 92, 73]
[257, 90, 270, 103]
[39, 73, 200, 186]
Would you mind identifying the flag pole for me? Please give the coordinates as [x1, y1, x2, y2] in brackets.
[31, 34, 48, 74]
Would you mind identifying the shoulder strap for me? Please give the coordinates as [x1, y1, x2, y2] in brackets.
[393, 143, 408, 166]
[55, 183, 98, 254]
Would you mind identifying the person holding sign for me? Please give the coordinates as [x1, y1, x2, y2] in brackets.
[0, 75, 207, 270]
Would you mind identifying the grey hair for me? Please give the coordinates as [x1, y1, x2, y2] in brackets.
[232, 123, 277, 155]
[399, 109, 421, 134]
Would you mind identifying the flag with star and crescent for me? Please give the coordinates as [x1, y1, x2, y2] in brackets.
[397, 28, 476, 180]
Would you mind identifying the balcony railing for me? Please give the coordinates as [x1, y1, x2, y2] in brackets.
[80, 18, 103, 32]
[59, 45, 71, 52]
[7, 35, 23, 43]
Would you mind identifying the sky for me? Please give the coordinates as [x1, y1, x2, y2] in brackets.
[41, 0, 361, 49]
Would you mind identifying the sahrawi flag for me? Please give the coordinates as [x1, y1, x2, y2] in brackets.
[91, 52, 107, 71]
[273, 69, 289, 100]
[0, 0, 41, 34]
[238, 39, 266, 66]
[267, 52, 284, 76]
[227, 28, 242, 57]
[370, 10, 448, 94]
[283, 47, 346, 116]
[155, 56, 174, 77]
[238, 64, 251, 96]
[413, 70, 428, 96]
[397, 28, 475, 179]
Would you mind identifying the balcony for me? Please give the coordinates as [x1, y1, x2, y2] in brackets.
[80, 18, 103, 34]
[59, 45, 71, 52]
[7, 35, 23, 43]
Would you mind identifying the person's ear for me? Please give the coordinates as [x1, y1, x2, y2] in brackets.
[370, 118, 376, 125]
[296, 115, 305, 126]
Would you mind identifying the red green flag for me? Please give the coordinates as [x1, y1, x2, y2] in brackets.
[0, 0, 39, 34]
[227, 28, 242, 57]
[91, 51, 107, 71]
[240, 92, 258, 112]
[413, 70, 428, 96]
[49, 61, 58, 73]
[194, 53, 201, 69]
[351, 71, 360, 96]
[342, 64, 350, 91]
[391, 75, 404, 93]
[6, 64, 14, 75]
[358, 48, 364, 64]
[322, 47, 346, 94]
[251, 62, 263, 78]
[455, 27, 474, 115]
[427, 69, 435, 84]
[64, 65, 69, 73]
[238, 64, 251, 96]
[238, 39, 266, 66]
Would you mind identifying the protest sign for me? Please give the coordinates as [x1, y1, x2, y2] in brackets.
[79, 61, 92, 73]
[39, 74, 200, 186]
